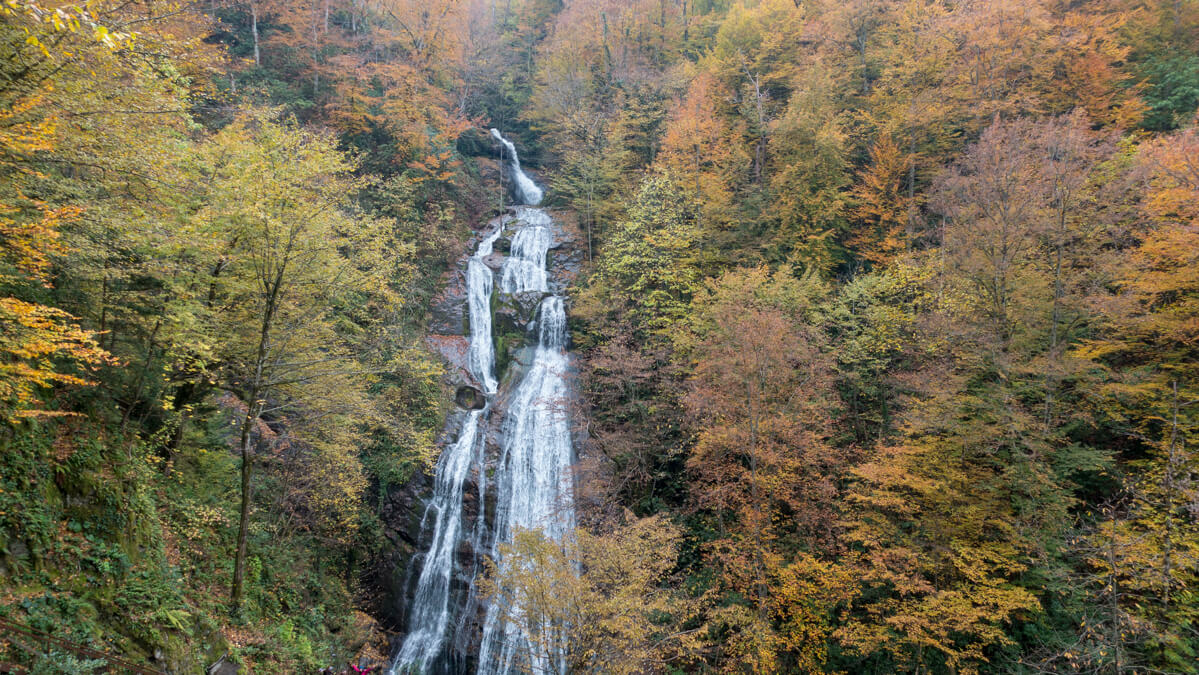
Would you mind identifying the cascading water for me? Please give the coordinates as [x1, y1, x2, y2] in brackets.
[476, 294, 575, 675]
[392, 223, 502, 674]
[490, 129, 544, 207]
[499, 208, 551, 295]
[392, 411, 482, 670]
[468, 229, 504, 395]
[393, 131, 574, 675]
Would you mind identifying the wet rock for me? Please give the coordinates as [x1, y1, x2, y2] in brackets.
[494, 291, 544, 336]
[8, 538, 29, 560]
[207, 655, 240, 675]
[347, 611, 390, 668]
[377, 462, 434, 628]
[544, 211, 586, 294]
[455, 386, 486, 410]
[482, 251, 506, 272]
[549, 248, 584, 295]
[425, 335, 477, 390]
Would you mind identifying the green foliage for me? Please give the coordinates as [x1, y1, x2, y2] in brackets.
[29, 651, 106, 674]
[1138, 54, 1199, 131]
[0, 1, 447, 670]
[581, 171, 702, 335]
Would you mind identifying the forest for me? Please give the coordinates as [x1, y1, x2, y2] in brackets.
[1, 0, 1198, 673]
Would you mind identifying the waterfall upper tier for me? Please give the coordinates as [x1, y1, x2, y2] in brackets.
[467, 227, 503, 395]
[489, 129, 543, 207]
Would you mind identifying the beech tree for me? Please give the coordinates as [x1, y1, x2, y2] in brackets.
[656, 71, 744, 237]
[846, 134, 912, 266]
[193, 112, 389, 608]
[675, 265, 846, 670]
[578, 171, 702, 335]
[1070, 124, 1199, 672]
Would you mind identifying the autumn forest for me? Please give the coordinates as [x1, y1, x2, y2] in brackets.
[1, 0, 1198, 673]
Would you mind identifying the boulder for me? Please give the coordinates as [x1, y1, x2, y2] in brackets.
[207, 655, 241, 675]
[482, 250, 506, 272]
[495, 291, 545, 334]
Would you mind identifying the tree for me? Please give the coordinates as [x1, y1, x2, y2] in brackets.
[656, 71, 745, 236]
[707, 0, 808, 187]
[548, 111, 624, 262]
[764, 64, 851, 270]
[846, 134, 911, 266]
[1031, 111, 1109, 429]
[675, 265, 846, 671]
[0, 195, 109, 419]
[192, 112, 388, 609]
[577, 171, 702, 336]
[0, 1, 194, 421]
[931, 116, 1048, 350]
[479, 515, 698, 674]
[1069, 124, 1199, 673]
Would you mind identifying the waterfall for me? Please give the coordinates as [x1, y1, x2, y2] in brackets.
[490, 129, 544, 207]
[393, 132, 572, 675]
[392, 411, 482, 670]
[468, 228, 504, 395]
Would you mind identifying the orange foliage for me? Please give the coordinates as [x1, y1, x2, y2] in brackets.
[656, 71, 744, 232]
[0, 298, 110, 418]
[847, 134, 911, 265]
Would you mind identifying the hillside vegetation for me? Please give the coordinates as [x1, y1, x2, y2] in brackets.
[1, 0, 1198, 673]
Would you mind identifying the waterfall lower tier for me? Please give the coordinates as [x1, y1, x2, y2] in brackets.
[392, 221, 502, 674]
[393, 411, 482, 671]
[392, 193, 576, 675]
[476, 295, 575, 675]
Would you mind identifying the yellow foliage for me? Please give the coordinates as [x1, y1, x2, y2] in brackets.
[480, 515, 700, 674]
[0, 297, 110, 418]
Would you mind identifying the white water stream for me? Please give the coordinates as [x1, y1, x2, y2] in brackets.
[490, 129, 544, 207]
[393, 131, 574, 675]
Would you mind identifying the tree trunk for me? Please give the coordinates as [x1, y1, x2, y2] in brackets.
[231, 387, 259, 609]
[250, 2, 261, 67]
[231, 265, 285, 610]
[1162, 381, 1180, 614]
[1044, 206, 1064, 431]
[1108, 514, 1122, 674]
[907, 123, 917, 248]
